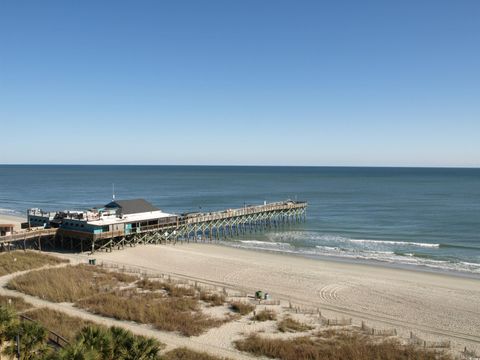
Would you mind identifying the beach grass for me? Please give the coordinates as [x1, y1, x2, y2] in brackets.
[199, 291, 226, 306]
[7, 264, 137, 302]
[252, 309, 277, 322]
[24, 307, 103, 341]
[234, 331, 453, 360]
[0, 294, 32, 312]
[76, 289, 224, 336]
[277, 316, 314, 332]
[162, 347, 232, 360]
[0, 250, 67, 276]
[229, 301, 255, 315]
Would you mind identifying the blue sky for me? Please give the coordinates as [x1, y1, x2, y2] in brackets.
[0, 0, 479, 166]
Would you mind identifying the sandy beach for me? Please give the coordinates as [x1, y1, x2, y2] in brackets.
[88, 243, 480, 352]
[0, 214, 24, 230]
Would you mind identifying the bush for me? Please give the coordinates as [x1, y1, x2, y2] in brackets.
[229, 301, 255, 315]
[234, 332, 453, 360]
[252, 309, 276, 322]
[162, 347, 231, 360]
[0, 250, 67, 276]
[277, 316, 313, 332]
[199, 292, 226, 306]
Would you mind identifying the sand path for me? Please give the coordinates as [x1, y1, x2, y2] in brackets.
[0, 261, 256, 360]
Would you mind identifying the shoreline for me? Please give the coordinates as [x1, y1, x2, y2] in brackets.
[222, 241, 480, 280]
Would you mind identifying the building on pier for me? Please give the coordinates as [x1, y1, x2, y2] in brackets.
[27, 199, 178, 238]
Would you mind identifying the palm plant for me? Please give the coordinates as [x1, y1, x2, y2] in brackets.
[75, 326, 113, 360]
[4, 321, 49, 360]
[56, 342, 101, 360]
[124, 336, 162, 360]
[0, 306, 19, 360]
[109, 326, 134, 359]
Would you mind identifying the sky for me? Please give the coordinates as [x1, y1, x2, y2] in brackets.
[0, 0, 479, 166]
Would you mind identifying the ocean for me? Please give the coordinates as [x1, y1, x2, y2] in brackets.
[0, 165, 479, 275]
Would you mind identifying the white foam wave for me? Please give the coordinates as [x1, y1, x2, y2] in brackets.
[239, 240, 291, 247]
[349, 239, 440, 248]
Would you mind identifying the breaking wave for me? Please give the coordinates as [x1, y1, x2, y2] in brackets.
[227, 231, 480, 275]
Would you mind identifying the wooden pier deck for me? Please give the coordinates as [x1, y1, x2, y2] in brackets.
[0, 200, 307, 253]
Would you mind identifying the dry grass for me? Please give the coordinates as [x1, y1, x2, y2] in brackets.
[8, 265, 229, 337]
[278, 316, 314, 333]
[162, 347, 232, 360]
[24, 307, 103, 341]
[76, 289, 225, 336]
[229, 301, 255, 315]
[7, 264, 137, 302]
[199, 291, 226, 306]
[234, 331, 453, 360]
[137, 278, 196, 297]
[252, 309, 277, 322]
[0, 294, 32, 312]
[0, 250, 67, 276]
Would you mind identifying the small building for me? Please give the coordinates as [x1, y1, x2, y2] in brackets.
[28, 199, 178, 239]
[27, 209, 57, 228]
[0, 224, 14, 236]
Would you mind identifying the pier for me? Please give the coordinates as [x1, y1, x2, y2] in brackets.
[0, 200, 307, 253]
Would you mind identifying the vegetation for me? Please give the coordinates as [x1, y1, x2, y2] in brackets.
[136, 278, 196, 297]
[7, 264, 137, 302]
[0, 306, 165, 360]
[0, 250, 67, 276]
[199, 291, 226, 306]
[277, 316, 314, 333]
[9, 266, 230, 337]
[0, 295, 32, 312]
[234, 331, 453, 360]
[77, 289, 224, 336]
[25, 308, 100, 341]
[162, 347, 231, 360]
[229, 301, 255, 315]
[252, 309, 277, 322]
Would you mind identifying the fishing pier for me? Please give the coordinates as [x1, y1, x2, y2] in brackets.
[0, 200, 307, 253]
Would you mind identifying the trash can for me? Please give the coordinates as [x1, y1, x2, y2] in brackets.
[88, 259, 96, 265]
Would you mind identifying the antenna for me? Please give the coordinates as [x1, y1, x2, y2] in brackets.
[112, 183, 115, 201]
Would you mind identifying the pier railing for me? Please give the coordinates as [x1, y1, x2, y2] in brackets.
[185, 201, 307, 224]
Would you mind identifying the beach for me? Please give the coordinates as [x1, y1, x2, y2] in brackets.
[0, 214, 24, 230]
[89, 243, 480, 352]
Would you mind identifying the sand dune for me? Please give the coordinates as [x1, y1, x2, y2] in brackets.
[89, 243, 480, 353]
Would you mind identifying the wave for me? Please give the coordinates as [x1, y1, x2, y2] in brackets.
[0, 208, 23, 216]
[231, 231, 480, 275]
[349, 239, 440, 248]
[239, 240, 291, 247]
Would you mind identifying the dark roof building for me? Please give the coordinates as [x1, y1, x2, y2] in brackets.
[105, 199, 159, 215]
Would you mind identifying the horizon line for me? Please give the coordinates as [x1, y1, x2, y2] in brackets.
[1, 163, 479, 169]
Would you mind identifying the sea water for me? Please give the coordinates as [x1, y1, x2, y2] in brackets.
[0, 165, 479, 274]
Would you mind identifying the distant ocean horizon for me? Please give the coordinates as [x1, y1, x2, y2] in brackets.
[0, 165, 479, 275]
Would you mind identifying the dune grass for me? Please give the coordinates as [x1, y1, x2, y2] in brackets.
[234, 331, 453, 360]
[252, 309, 277, 322]
[76, 289, 224, 336]
[162, 347, 232, 360]
[24, 307, 103, 341]
[8, 264, 231, 337]
[229, 301, 255, 315]
[7, 264, 137, 302]
[277, 316, 314, 333]
[199, 291, 226, 306]
[0, 294, 32, 312]
[0, 250, 67, 276]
